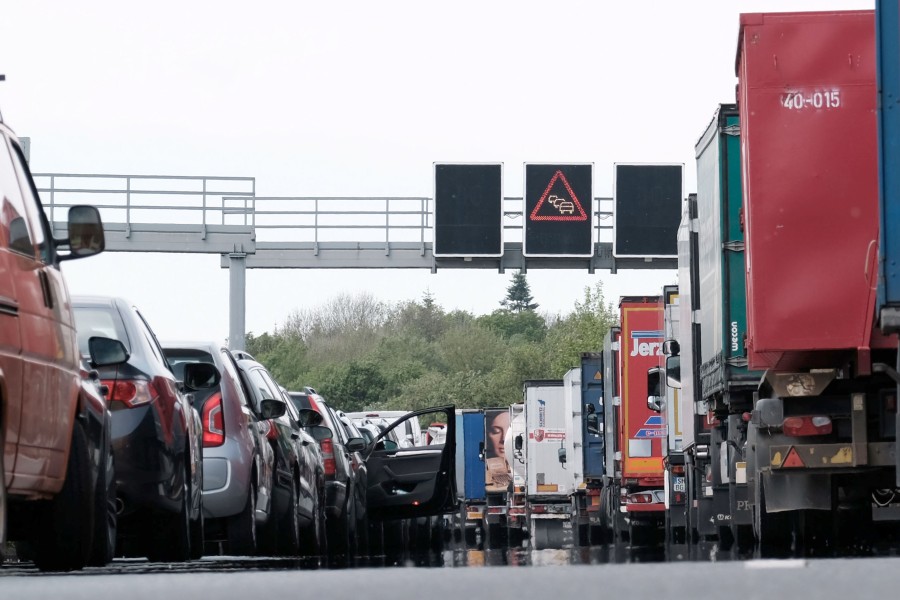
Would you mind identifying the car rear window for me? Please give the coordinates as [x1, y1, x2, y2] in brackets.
[73, 305, 130, 357]
[163, 348, 215, 382]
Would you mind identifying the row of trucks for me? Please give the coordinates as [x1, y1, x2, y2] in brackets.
[450, 297, 667, 550]
[449, 7, 900, 556]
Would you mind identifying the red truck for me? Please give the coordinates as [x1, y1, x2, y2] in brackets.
[737, 10, 900, 553]
[601, 297, 666, 545]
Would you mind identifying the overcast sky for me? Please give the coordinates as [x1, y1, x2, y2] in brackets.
[0, 0, 874, 344]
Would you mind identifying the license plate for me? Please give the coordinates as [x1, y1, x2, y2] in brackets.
[673, 477, 685, 492]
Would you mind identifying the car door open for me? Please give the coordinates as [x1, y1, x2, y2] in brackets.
[366, 405, 456, 520]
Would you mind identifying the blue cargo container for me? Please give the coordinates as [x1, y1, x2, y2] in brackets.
[877, 0, 900, 328]
[580, 353, 605, 482]
[455, 410, 486, 502]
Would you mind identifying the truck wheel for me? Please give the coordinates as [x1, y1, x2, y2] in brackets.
[33, 422, 93, 572]
[227, 485, 257, 556]
[88, 439, 117, 566]
[755, 483, 792, 558]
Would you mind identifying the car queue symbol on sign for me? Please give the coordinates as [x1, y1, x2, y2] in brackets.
[524, 163, 593, 258]
[529, 170, 588, 221]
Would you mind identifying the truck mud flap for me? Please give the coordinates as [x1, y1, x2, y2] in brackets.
[698, 496, 718, 537]
[730, 484, 752, 526]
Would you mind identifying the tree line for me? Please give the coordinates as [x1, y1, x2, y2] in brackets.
[245, 272, 617, 413]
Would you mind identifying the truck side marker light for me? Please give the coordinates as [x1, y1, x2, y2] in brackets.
[781, 447, 805, 468]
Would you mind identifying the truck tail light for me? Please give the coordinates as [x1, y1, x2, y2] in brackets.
[201, 392, 225, 447]
[627, 492, 654, 504]
[320, 437, 336, 477]
[783, 416, 832, 436]
[671, 465, 685, 475]
[101, 379, 158, 408]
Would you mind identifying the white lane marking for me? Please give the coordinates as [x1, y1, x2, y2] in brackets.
[744, 559, 807, 569]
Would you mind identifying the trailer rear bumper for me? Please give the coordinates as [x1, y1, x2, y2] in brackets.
[769, 441, 895, 471]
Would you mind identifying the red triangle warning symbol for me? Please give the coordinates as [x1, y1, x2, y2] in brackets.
[781, 447, 805, 468]
[529, 170, 588, 222]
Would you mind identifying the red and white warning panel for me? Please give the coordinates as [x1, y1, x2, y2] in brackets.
[524, 163, 593, 257]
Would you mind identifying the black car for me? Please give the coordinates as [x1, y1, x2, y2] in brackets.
[72, 297, 204, 561]
[231, 355, 324, 556]
[288, 391, 367, 559]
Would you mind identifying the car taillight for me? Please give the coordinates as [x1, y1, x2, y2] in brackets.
[264, 419, 279, 441]
[783, 416, 832, 437]
[320, 437, 336, 477]
[202, 392, 225, 447]
[101, 379, 159, 408]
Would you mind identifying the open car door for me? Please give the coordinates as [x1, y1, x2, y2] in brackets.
[366, 405, 456, 520]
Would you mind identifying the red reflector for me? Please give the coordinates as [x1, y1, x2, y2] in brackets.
[671, 465, 685, 475]
[627, 492, 654, 504]
[531, 505, 546, 514]
[673, 492, 685, 504]
[412, 500, 420, 506]
[783, 416, 832, 437]
[781, 447, 805, 468]
[201, 392, 225, 447]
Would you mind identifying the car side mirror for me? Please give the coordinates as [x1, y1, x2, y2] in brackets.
[558, 447, 567, 464]
[647, 366, 662, 412]
[584, 403, 595, 415]
[478, 441, 485, 461]
[662, 339, 680, 356]
[182, 362, 220, 390]
[88, 336, 129, 368]
[666, 355, 682, 389]
[62, 205, 105, 260]
[260, 398, 287, 420]
[514, 434, 523, 451]
[346, 437, 367, 453]
[586, 413, 601, 435]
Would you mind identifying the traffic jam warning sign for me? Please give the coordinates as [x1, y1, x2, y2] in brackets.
[524, 163, 593, 257]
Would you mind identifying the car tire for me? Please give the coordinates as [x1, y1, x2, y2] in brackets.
[227, 485, 257, 556]
[87, 438, 117, 566]
[147, 480, 191, 562]
[32, 422, 93, 572]
[0, 441, 6, 552]
[277, 478, 301, 556]
[327, 498, 351, 560]
[189, 510, 204, 560]
[299, 484, 322, 557]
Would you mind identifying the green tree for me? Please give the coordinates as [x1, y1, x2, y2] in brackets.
[544, 282, 617, 375]
[477, 309, 547, 342]
[500, 271, 538, 312]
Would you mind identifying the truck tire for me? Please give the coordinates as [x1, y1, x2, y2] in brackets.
[755, 482, 792, 558]
[227, 485, 257, 556]
[32, 422, 93, 572]
[88, 439, 117, 566]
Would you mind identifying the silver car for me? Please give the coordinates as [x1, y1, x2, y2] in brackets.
[163, 342, 279, 555]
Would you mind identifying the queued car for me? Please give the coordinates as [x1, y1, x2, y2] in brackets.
[287, 391, 366, 559]
[347, 410, 425, 448]
[231, 355, 324, 556]
[72, 297, 204, 562]
[162, 342, 281, 556]
[0, 113, 113, 571]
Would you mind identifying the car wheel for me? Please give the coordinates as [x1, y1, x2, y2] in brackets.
[299, 485, 322, 557]
[227, 484, 257, 556]
[147, 480, 191, 562]
[0, 442, 6, 552]
[327, 498, 351, 560]
[189, 508, 204, 560]
[277, 478, 301, 556]
[33, 422, 93, 572]
[88, 438, 117, 566]
[356, 511, 369, 558]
